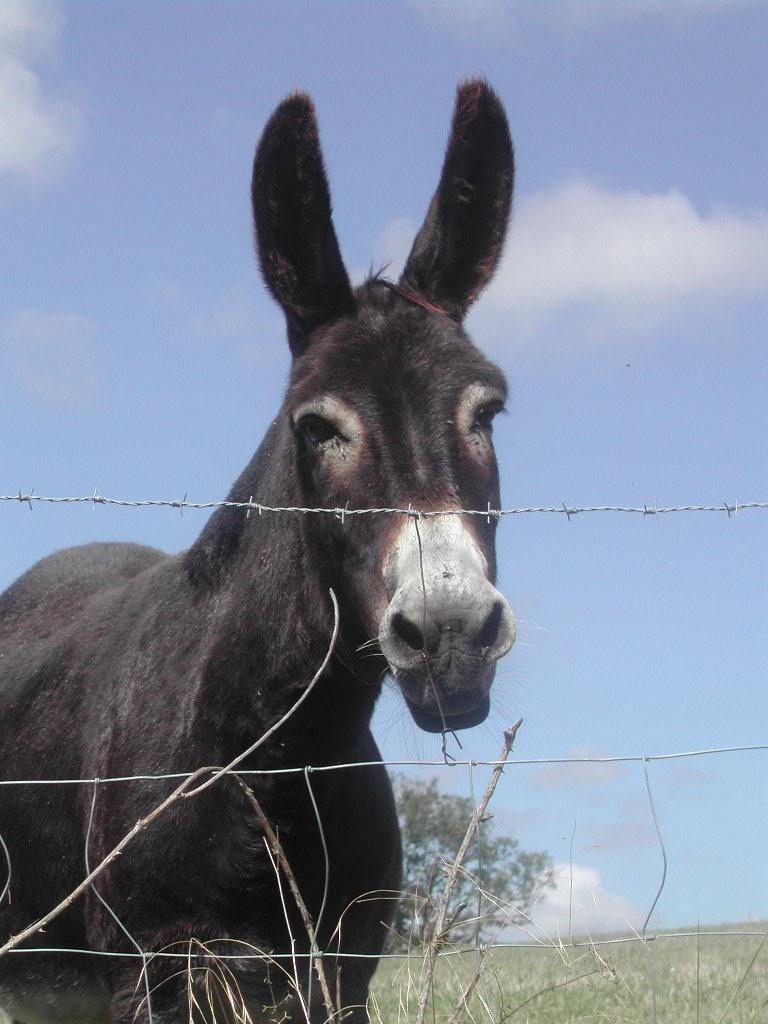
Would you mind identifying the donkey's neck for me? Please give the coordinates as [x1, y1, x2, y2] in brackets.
[185, 421, 380, 765]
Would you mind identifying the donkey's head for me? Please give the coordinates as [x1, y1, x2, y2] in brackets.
[252, 81, 516, 732]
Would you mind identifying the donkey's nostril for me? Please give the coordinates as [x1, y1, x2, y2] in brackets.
[478, 602, 504, 649]
[391, 612, 424, 653]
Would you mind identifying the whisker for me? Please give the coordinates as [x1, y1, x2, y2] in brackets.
[356, 637, 381, 653]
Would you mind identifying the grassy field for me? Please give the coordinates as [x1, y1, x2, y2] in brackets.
[367, 925, 768, 1024]
[0, 925, 763, 1022]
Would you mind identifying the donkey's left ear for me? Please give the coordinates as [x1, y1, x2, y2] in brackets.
[400, 80, 513, 321]
[252, 93, 355, 358]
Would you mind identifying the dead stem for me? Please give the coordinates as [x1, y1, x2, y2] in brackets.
[414, 721, 522, 1024]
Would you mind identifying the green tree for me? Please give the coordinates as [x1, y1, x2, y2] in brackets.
[390, 774, 553, 950]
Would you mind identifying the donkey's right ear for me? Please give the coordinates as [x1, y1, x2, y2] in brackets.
[252, 94, 355, 358]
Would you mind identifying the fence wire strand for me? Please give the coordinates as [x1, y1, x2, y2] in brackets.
[1, 743, 764, 788]
[2, 490, 768, 519]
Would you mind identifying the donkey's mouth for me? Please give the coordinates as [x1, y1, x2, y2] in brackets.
[404, 693, 491, 733]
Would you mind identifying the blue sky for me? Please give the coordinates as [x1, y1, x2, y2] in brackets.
[1, 0, 766, 939]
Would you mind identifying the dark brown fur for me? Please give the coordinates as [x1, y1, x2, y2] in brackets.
[0, 80, 514, 1023]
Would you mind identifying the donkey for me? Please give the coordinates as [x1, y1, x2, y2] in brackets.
[0, 79, 516, 1023]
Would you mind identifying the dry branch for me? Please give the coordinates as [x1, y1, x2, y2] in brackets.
[232, 774, 335, 1020]
[415, 719, 523, 1024]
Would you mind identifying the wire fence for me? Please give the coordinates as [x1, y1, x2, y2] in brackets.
[1, 744, 766, 958]
[3, 489, 768, 520]
[1, 494, 766, 1022]
[1, 743, 766, 1021]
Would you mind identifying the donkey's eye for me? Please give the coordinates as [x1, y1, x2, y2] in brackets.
[472, 400, 505, 433]
[298, 414, 339, 448]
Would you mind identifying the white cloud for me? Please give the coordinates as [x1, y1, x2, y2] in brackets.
[553, 0, 758, 26]
[412, 0, 517, 38]
[4, 308, 101, 410]
[527, 862, 646, 938]
[470, 181, 768, 349]
[412, 0, 758, 39]
[0, 0, 85, 181]
[372, 183, 768, 351]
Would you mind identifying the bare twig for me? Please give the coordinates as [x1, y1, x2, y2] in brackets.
[442, 901, 520, 1024]
[415, 720, 523, 1024]
[444, 941, 495, 1024]
[0, 590, 340, 960]
[231, 775, 335, 1021]
[263, 837, 311, 1023]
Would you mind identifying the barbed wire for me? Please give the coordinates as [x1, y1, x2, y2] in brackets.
[2, 489, 767, 520]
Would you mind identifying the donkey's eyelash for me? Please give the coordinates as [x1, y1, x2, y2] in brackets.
[297, 414, 340, 447]
[473, 401, 506, 431]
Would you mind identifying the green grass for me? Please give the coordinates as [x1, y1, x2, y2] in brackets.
[0, 925, 764, 1022]
[367, 925, 768, 1024]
